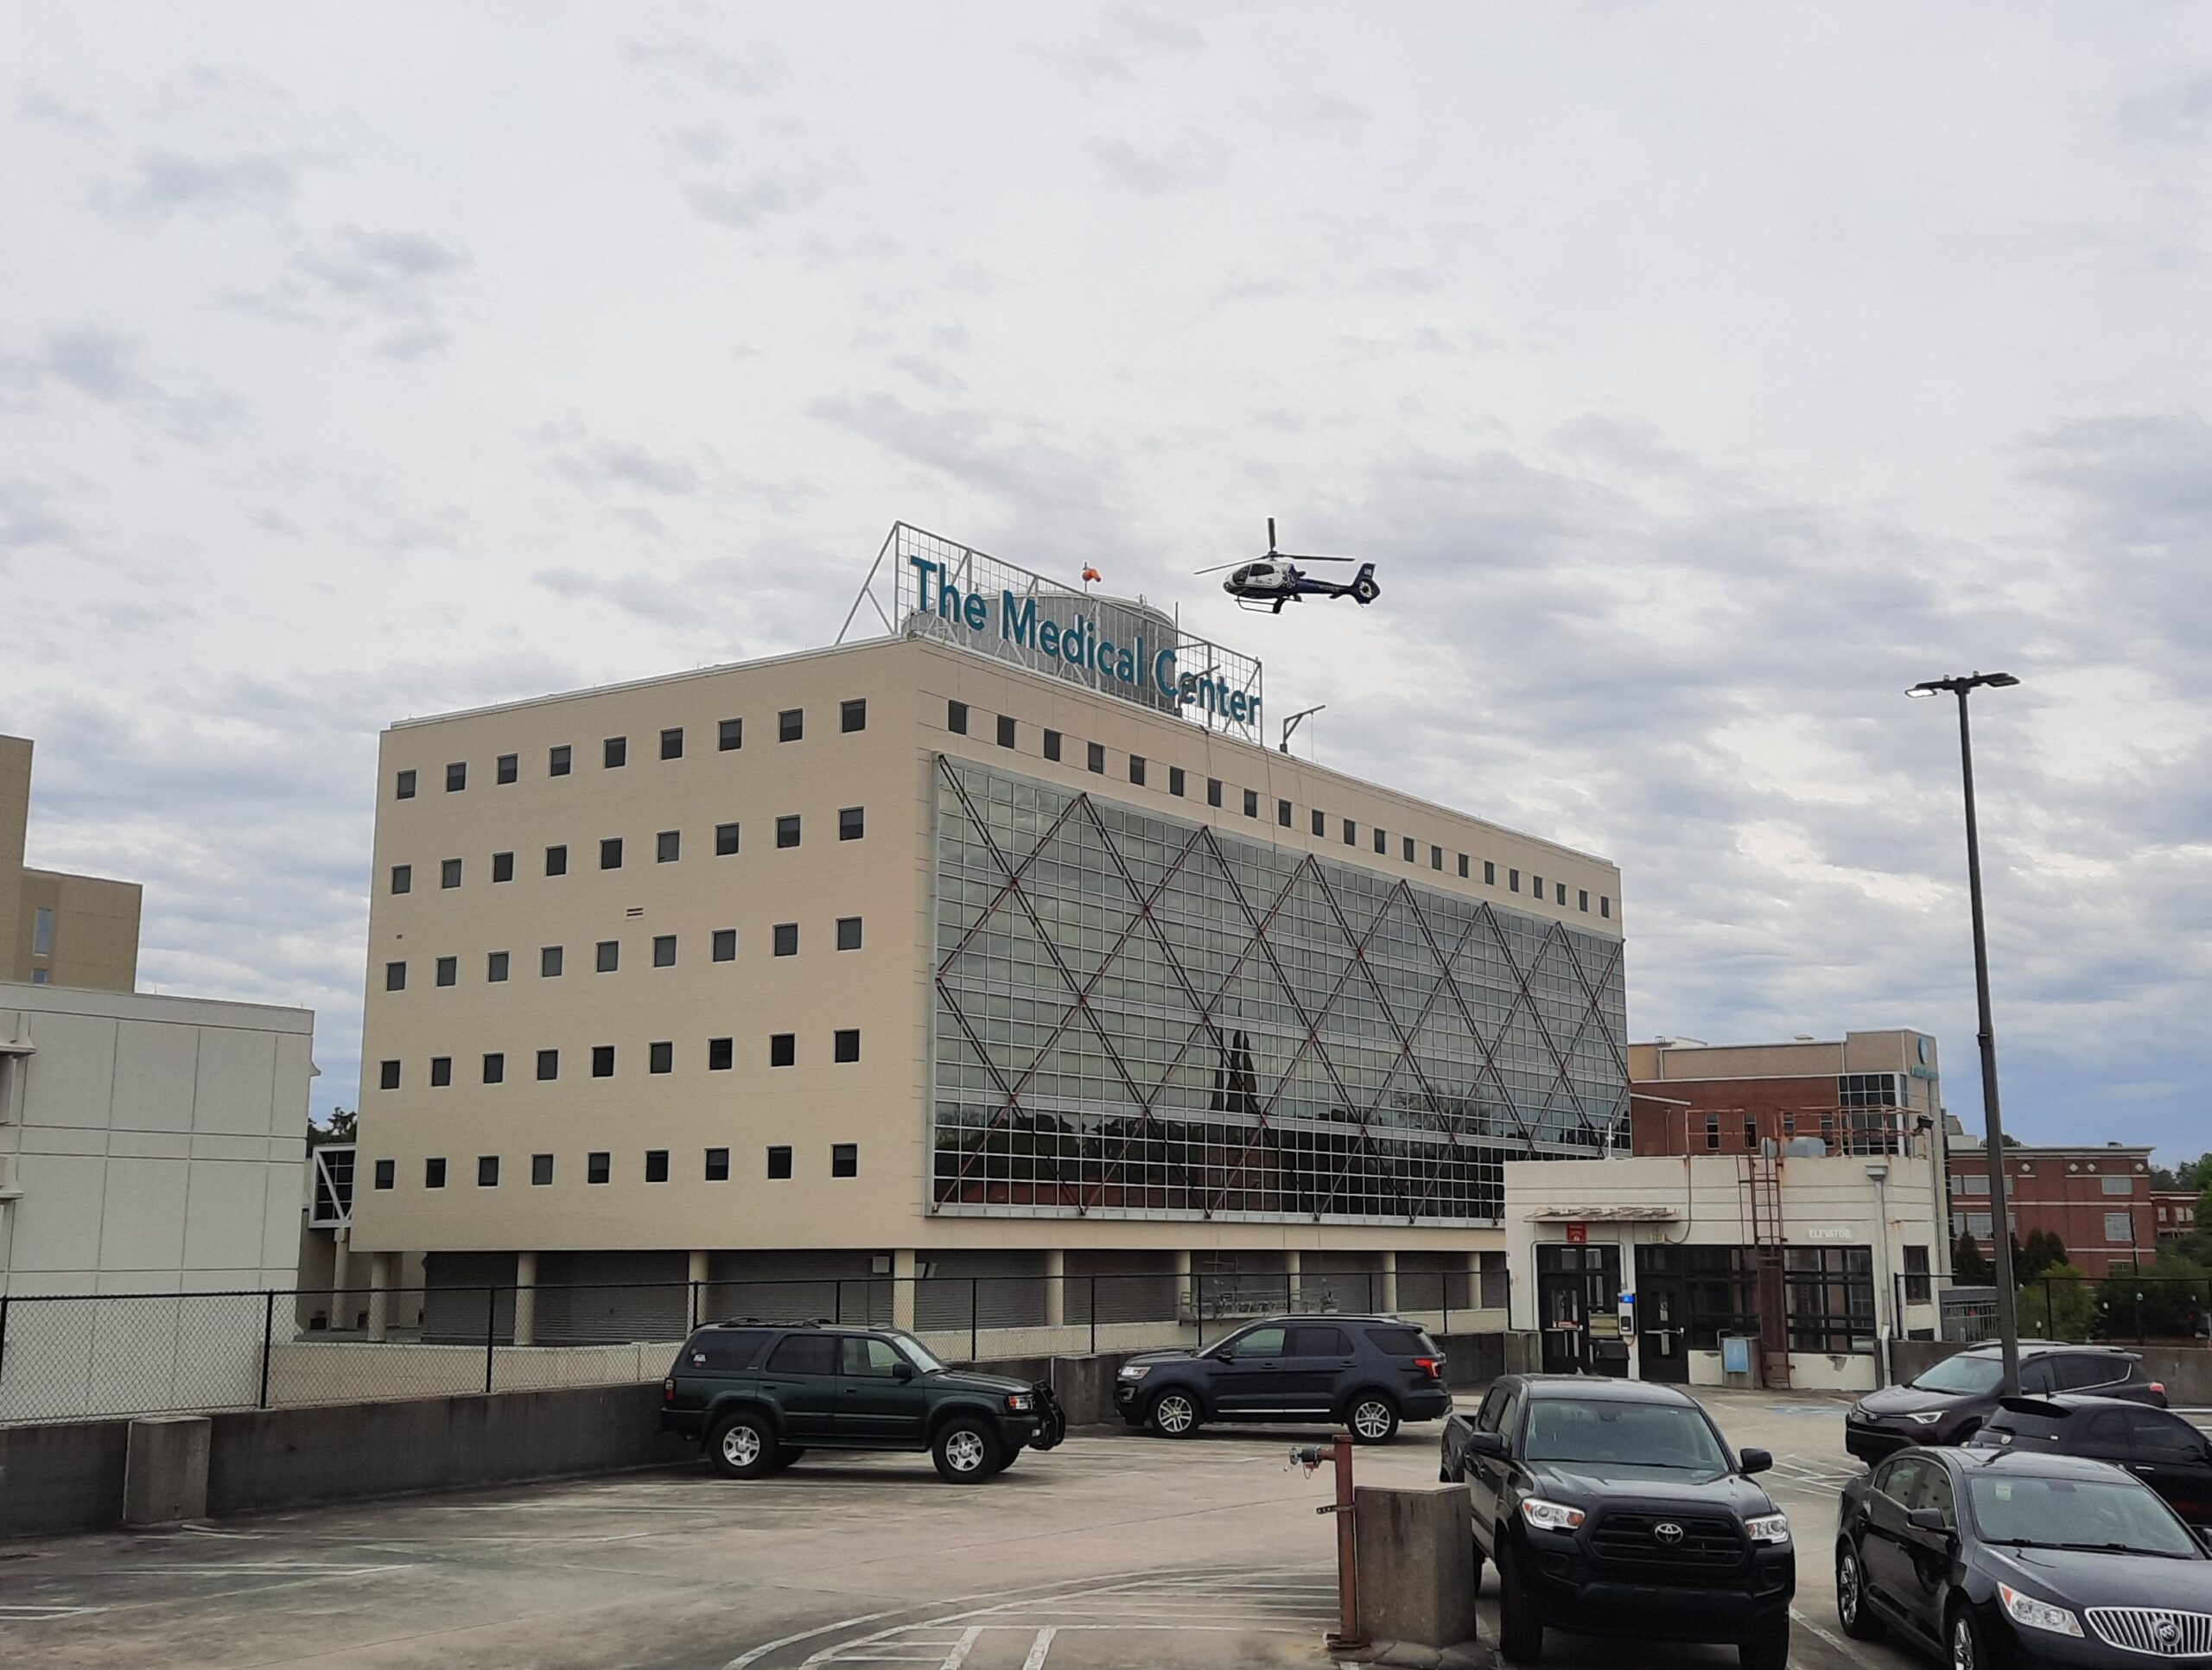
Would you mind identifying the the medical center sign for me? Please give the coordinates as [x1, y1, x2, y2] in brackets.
[907, 556, 1260, 727]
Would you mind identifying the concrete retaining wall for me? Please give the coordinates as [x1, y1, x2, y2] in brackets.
[0, 1416, 130, 1538]
[1891, 1338, 2212, 1403]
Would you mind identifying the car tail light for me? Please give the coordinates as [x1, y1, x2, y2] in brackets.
[663, 1377, 675, 1402]
[2150, 1381, 2165, 1396]
[1415, 1357, 1443, 1381]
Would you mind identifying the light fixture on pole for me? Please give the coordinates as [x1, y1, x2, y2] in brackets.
[1908, 669, 2022, 1394]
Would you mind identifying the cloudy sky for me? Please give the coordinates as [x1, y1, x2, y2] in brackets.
[4, 4, 2208, 1160]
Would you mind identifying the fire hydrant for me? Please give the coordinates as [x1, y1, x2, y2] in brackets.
[1291, 1432, 1365, 1649]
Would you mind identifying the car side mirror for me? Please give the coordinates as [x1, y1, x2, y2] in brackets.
[1214, 1350, 1234, 1363]
[1464, 1431, 1509, 1459]
[1738, 1447, 1772, 1476]
[1907, 1508, 1952, 1535]
[891, 1362, 914, 1382]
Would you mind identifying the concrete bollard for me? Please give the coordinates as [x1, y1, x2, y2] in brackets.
[124, 1414, 210, 1528]
[1352, 1483, 1476, 1649]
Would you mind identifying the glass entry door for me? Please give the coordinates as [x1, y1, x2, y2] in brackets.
[1535, 1243, 1621, 1375]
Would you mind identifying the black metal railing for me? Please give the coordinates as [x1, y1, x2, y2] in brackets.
[1903, 1272, 2212, 1346]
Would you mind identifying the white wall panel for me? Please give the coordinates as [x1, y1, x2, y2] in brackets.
[110, 1019, 200, 1133]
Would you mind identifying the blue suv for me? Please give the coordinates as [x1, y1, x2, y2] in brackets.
[1114, 1315, 1451, 1442]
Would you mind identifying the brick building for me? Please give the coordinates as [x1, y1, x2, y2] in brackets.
[1948, 1142, 2156, 1278]
[2153, 1189, 2200, 1245]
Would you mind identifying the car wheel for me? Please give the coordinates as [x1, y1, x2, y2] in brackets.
[1836, 1543, 1884, 1641]
[709, 1413, 774, 1480]
[1497, 1542, 1544, 1664]
[1948, 1601, 1990, 1670]
[1148, 1390, 1201, 1438]
[1737, 1617, 1789, 1670]
[1347, 1393, 1400, 1445]
[931, 1419, 1001, 1483]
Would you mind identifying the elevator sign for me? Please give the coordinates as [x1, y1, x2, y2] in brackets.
[1565, 1222, 1589, 1245]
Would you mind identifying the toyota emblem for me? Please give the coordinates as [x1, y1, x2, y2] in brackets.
[1655, 1522, 1684, 1544]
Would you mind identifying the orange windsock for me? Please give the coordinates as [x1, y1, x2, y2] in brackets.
[1081, 566, 1102, 582]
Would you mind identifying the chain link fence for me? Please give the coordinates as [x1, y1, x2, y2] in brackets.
[0, 1267, 1506, 1426]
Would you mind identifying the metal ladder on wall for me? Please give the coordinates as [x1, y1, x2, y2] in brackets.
[1738, 1150, 1791, 1389]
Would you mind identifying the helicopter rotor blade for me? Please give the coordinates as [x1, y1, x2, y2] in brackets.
[1272, 552, 1361, 564]
[1192, 561, 1249, 575]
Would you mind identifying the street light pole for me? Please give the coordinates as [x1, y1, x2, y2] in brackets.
[1910, 670, 2022, 1394]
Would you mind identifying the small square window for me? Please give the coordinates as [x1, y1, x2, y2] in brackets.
[649, 1041, 673, 1075]
[657, 830, 680, 863]
[779, 708, 803, 742]
[715, 822, 739, 855]
[704, 1147, 730, 1181]
[1556, 881, 1567, 906]
[1243, 789, 1259, 818]
[841, 698, 867, 733]
[374, 1159, 395, 1189]
[604, 736, 626, 769]
[1600, 895, 1611, 918]
[385, 961, 407, 993]
[1579, 889, 1590, 912]
[830, 1143, 858, 1178]
[1169, 765, 1185, 797]
[592, 1045, 615, 1077]
[391, 864, 412, 894]
[492, 851, 514, 883]
[946, 700, 969, 735]
[601, 837, 623, 870]
[596, 940, 620, 973]
[550, 745, 571, 777]
[1130, 755, 1147, 787]
[546, 844, 569, 877]
[709, 1037, 733, 1071]
[1279, 799, 1293, 828]
[396, 769, 416, 799]
[645, 1149, 670, 1183]
[487, 951, 509, 982]
[1402, 836, 1414, 862]
[1431, 845, 1443, 870]
[834, 1028, 861, 1063]
[1374, 828, 1387, 854]
[996, 714, 1015, 749]
[446, 761, 467, 792]
[540, 945, 563, 978]
[1510, 868, 1521, 892]
[430, 1056, 453, 1087]
[379, 1059, 401, 1090]
[1343, 818, 1356, 846]
[719, 717, 742, 751]
[1087, 741, 1106, 774]
[653, 934, 677, 968]
[776, 815, 800, 848]
[1531, 873, 1543, 898]
[588, 1152, 610, 1184]
[712, 928, 736, 962]
[1312, 810, 1325, 836]
[442, 858, 462, 889]
[483, 1052, 504, 1084]
[773, 923, 798, 956]
[478, 1155, 499, 1187]
[769, 1033, 796, 1067]
[532, 1153, 553, 1185]
[1484, 860, 1497, 885]
[1459, 854, 1470, 879]
[435, 956, 456, 987]
[1044, 729, 1062, 762]
[1206, 778, 1223, 808]
[766, 1146, 793, 1179]
[425, 1158, 447, 1189]
[537, 1048, 558, 1081]
[838, 806, 864, 841]
[660, 726, 683, 760]
[836, 916, 862, 950]
[497, 752, 517, 784]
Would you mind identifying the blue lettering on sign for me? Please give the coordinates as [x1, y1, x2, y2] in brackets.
[905, 556, 1259, 730]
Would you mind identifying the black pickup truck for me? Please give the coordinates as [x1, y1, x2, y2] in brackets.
[1446, 1375, 1795, 1668]
[661, 1320, 1065, 1483]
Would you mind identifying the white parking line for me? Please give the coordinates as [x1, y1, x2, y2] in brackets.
[1020, 1626, 1058, 1670]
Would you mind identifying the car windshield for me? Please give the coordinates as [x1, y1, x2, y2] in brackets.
[1968, 1475, 2202, 1558]
[1523, 1398, 1731, 1471]
[885, 1332, 947, 1374]
[1912, 1355, 2005, 1394]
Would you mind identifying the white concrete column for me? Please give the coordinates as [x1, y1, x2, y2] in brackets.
[1173, 1249, 1193, 1321]
[366, 1251, 392, 1343]
[330, 1229, 351, 1322]
[513, 1250, 538, 1347]
[1284, 1248, 1302, 1309]
[1043, 1248, 1065, 1329]
[893, 1248, 918, 1330]
[1380, 1250, 1400, 1316]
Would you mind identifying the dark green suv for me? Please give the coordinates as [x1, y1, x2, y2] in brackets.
[661, 1321, 1065, 1483]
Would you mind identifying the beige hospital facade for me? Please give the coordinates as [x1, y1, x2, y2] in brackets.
[346, 625, 1628, 1343]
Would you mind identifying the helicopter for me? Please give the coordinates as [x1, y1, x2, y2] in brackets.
[1197, 519, 1380, 613]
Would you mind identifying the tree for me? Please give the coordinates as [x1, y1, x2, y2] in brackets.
[2016, 1229, 2059, 1282]
[307, 1108, 357, 1152]
[1953, 1230, 1993, 1284]
[2095, 1249, 2212, 1340]
[2021, 1263, 2100, 1342]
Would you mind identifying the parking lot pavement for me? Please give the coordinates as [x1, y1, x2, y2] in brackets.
[0, 1390, 1904, 1670]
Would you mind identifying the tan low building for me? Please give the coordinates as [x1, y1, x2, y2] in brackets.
[346, 537, 1630, 1349]
[1, 734, 142, 993]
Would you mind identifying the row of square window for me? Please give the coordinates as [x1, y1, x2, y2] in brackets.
[375, 1030, 861, 1088]
[392, 703, 870, 798]
[377, 1145, 855, 1190]
[383, 919, 862, 990]
[944, 702, 1611, 918]
[390, 812, 862, 894]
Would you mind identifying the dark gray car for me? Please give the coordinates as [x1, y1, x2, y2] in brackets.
[1112, 1315, 1451, 1442]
